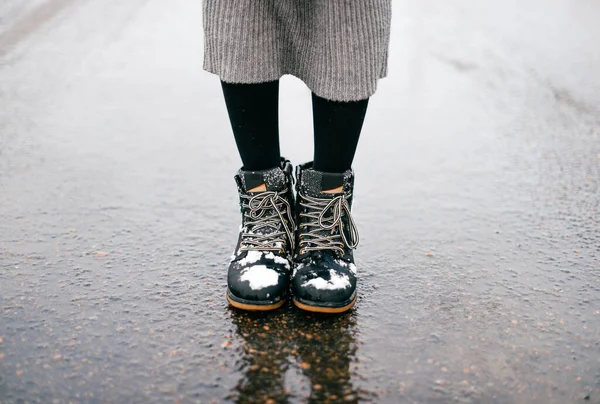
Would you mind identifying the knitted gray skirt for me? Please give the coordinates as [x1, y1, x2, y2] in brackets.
[202, 1, 392, 102]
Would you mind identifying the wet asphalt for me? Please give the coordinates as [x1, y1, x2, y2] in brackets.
[1, 0, 599, 403]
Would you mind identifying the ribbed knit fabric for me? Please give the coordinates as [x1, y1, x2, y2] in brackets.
[202, 1, 392, 102]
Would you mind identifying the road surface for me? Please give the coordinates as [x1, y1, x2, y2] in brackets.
[1, 0, 599, 402]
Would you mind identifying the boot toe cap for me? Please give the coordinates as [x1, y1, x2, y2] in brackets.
[292, 266, 356, 306]
[228, 265, 289, 303]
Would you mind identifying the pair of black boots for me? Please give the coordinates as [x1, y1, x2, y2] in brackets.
[226, 159, 359, 313]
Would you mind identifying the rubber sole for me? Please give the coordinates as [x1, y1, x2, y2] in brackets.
[292, 295, 357, 314]
[226, 292, 286, 311]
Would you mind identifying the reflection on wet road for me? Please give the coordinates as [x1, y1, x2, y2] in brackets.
[228, 310, 365, 403]
[1, 0, 599, 402]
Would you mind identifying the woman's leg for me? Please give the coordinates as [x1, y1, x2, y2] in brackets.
[221, 80, 281, 171]
[312, 93, 369, 173]
[221, 80, 295, 311]
[290, 93, 369, 313]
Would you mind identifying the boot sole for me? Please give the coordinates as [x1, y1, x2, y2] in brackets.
[292, 295, 357, 314]
[226, 290, 286, 311]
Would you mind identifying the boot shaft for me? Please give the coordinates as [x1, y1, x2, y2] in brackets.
[294, 162, 355, 203]
[294, 163, 358, 257]
[235, 159, 295, 209]
[234, 159, 296, 254]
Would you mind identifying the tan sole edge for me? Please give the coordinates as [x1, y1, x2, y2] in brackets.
[292, 297, 357, 314]
[227, 294, 286, 311]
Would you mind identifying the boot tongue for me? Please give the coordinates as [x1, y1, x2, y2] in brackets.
[297, 167, 359, 252]
[300, 168, 348, 198]
[238, 166, 286, 193]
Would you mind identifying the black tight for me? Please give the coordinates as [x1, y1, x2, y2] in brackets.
[311, 93, 368, 172]
[221, 80, 281, 171]
[221, 80, 368, 173]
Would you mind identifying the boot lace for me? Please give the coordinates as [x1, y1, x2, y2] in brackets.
[297, 192, 359, 255]
[240, 189, 295, 253]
